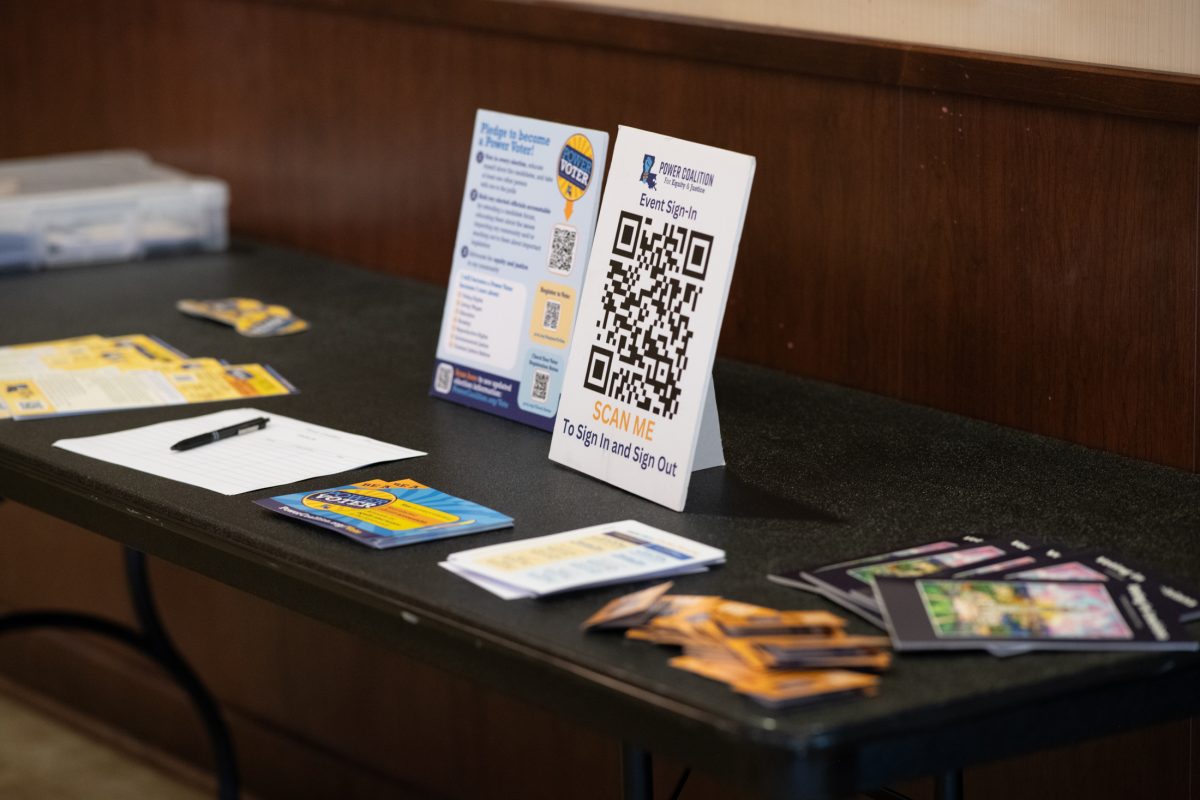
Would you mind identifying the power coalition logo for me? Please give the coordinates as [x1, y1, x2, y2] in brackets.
[639, 154, 657, 190]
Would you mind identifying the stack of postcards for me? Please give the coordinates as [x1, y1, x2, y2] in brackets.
[585, 582, 889, 709]
[770, 535, 1200, 655]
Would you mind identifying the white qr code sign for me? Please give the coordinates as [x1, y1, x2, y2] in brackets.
[550, 126, 755, 511]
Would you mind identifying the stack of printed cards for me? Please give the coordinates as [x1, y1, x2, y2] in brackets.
[256, 478, 513, 549]
[584, 583, 887, 709]
[770, 536, 1200, 654]
[441, 520, 724, 599]
[177, 297, 309, 337]
[0, 333, 295, 419]
[770, 535, 1031, 629]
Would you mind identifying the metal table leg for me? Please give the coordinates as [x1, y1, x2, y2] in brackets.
[0, 546, 240, 800]
[935, 768, 964, 800]
[622, 741, 653, 800]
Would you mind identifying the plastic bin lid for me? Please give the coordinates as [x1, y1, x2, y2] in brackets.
[0, 151, 192, 201]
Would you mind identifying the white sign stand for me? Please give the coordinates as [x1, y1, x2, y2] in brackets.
[691, 381, 725, 472]
[549, 126, 755, 511]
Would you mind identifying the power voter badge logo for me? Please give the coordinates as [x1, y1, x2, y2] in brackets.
[302, 489, 394, 512]
[557, 133, 595, 221]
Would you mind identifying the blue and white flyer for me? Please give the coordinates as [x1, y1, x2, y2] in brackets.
[548, 126, 755, 511]
[430, 109, 609, 430]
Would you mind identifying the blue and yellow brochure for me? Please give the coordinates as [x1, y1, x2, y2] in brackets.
[430, 110, 609, 430]
[255, 478, 513, 549]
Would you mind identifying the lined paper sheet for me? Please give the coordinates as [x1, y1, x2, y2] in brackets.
[54, 408, 425, 495]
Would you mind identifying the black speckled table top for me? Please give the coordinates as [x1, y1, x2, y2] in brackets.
[1, 243, 1197, 799]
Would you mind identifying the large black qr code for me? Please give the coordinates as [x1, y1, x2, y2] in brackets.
[584, 210, 714, 419]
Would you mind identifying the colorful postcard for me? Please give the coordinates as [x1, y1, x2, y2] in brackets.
[773, 534, 987, 591]
[919, 580, 1132, 640]
[768, 534, 997, 628]
[1011, 562, 1107, 581]
[946, 546, 1068, 579]
[845, 545, 1007, 586]
[1006, 551, 1200, 622]
[814, 539, 1036, 603]
[876, 577, 1198, 652]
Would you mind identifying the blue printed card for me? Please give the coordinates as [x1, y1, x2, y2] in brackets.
[255, 478, 513, 549]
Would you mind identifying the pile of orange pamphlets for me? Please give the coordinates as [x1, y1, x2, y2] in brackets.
[583, 582, 891, 709]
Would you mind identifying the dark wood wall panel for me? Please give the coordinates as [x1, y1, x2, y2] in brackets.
[1, 0, 1195, 459]
[721, 76, 902, 395]
[0, 0, 905, 398]
[1, 1, 1199, 798]
[266, 0, 1200, 126]
[899, 92, 1198, 468]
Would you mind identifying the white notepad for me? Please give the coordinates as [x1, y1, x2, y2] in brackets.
[54, 408, 425, 495]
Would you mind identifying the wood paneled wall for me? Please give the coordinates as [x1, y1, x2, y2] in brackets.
[565, 0, 1200, 76]
[2, 0, 1196, 466]
[0, 1, 1197, 798]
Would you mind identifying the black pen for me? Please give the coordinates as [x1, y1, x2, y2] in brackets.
[171, 416, 270, 451]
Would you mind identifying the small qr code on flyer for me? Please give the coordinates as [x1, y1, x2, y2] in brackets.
[547, 224, 577, 276]
[531, 368, 552, 402]
[542, 299, 561, 331]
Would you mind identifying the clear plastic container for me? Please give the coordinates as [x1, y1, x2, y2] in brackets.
[0, 151, 228, 271]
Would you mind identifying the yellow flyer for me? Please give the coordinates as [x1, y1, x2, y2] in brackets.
[177, 297, 309, 337]
[0, 332, 295, 419]
[39, 334, 185, 371]
[1, 362, 296, 419]
[165, 362, 295, 404]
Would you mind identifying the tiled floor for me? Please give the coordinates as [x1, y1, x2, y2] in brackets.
[0, 689, 209, 800]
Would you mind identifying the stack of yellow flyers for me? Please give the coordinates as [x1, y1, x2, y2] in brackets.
[584, 583, 890, 709]
[0, 334, 296, 420]
[176, 297, 309, 337]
